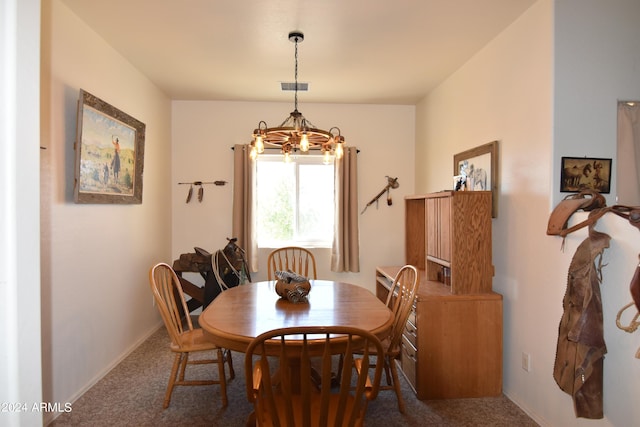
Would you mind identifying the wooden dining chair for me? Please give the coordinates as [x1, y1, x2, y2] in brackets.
[267, 246, 317, 280]
[149, 262, 234, 408]
[244, 326, 384, 427]
[382, 265, 419, 412]
[346, 264, 419, 413]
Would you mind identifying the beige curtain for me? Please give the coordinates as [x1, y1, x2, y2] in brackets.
[232, 144, 258, 272]
[331, 146, 360, 272]
[617, 102, 640, 204]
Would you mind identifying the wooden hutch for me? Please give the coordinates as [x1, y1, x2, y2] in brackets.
[376, 191, 502, 399]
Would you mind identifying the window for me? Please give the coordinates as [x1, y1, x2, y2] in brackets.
[256, 154, 334, 248]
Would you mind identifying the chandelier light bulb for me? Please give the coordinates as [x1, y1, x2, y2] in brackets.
[335, 142, 344, 159]
[255, 135, 265, 154]
[300, 132, 310, 152]
[322, 150, 332, 165]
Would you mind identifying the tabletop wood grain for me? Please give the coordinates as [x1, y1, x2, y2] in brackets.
[199, 280, 394, 352]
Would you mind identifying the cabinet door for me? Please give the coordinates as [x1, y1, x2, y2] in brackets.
[405, 198, 426, 269]
[426, 197, 450, 262]
[417, 295, 503, 399]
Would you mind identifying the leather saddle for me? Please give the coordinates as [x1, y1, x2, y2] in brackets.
[548, 194, 640, 311]
[546, 189, 606, 236]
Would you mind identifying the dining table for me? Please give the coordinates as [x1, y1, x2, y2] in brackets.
[199, 280, 394, 353]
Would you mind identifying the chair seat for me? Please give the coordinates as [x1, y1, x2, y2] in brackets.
[254, 393, 362, 427]
[170, 328, 218, 353]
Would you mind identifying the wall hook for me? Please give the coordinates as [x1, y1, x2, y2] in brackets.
[179, 180, 228, 203]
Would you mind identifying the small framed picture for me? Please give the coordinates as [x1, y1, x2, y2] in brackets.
[454, 140, 499, 218]
[560, 157, 612, 193]
[73, 89, 146, 204]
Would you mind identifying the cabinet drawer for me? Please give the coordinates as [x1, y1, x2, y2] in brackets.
[401, 335, 418, 389]
[404, 319, 418, 348]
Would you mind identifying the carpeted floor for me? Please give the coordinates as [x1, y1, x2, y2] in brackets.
[49, 325, 539, 426]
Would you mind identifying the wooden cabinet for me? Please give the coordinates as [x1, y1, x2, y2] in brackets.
[377, 266, 503, 399]
[378, 191, 502, 399]
[408, 191, 493, 294]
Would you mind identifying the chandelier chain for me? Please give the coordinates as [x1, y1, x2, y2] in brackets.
[294, 37, 299, 112]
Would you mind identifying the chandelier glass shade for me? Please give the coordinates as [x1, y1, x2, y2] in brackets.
[250, 32, 345, 163]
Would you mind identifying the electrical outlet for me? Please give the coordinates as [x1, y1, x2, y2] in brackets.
[521, 352, 531, 372]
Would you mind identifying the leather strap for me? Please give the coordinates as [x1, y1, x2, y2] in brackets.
[559, 207, 609, 238]
[558, 205, 640, 237]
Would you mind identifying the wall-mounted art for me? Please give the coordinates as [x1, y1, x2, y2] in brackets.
[560, 157, 611, 194]
[454, 140, 499, 218]
[73, 89, 146, 204]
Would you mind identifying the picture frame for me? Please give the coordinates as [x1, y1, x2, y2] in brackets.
[74, 89, 146, 204]
[453, 140, 499, 218]
[560, 157, 611, 194]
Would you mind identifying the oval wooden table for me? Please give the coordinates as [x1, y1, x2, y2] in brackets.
[199, 280, 394, 352]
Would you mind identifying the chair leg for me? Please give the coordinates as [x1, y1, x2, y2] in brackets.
[164, 353, 182, 409]
[246, 410, 257, 427]
[388, 357, 406, 413]
[225, 349, 235, 380]
[178, 352, 189, 381]
[383, 359, 392, 386]
[163, 349, 231, 409]
[217, 348, 228, 407]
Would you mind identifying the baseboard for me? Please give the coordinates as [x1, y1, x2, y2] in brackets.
[502, 388, 549, 427]
[44, 321, 164, 426]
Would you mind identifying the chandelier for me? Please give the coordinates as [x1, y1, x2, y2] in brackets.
[250, 31, 345, 163]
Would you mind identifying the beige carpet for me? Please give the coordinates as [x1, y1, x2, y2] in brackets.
[49, 325, 538, 426]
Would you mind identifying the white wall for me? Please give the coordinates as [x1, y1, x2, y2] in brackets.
[39, 1, 172, 422]
[550, 1, 640, 425]
[553, 0, 640, 207]
[416, 1, 640, 426]
[0, 0, 43, 426]
[171, 101, 415, 289]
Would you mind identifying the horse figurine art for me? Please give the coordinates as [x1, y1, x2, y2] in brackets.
[562, 162, 592, 190]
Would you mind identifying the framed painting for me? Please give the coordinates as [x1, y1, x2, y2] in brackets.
[560, 157, 611, 193]
[453, 140, 499, 218]
[74, 89, 146, 204]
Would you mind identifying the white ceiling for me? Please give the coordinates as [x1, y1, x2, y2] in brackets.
[60, 0, 536, 105]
